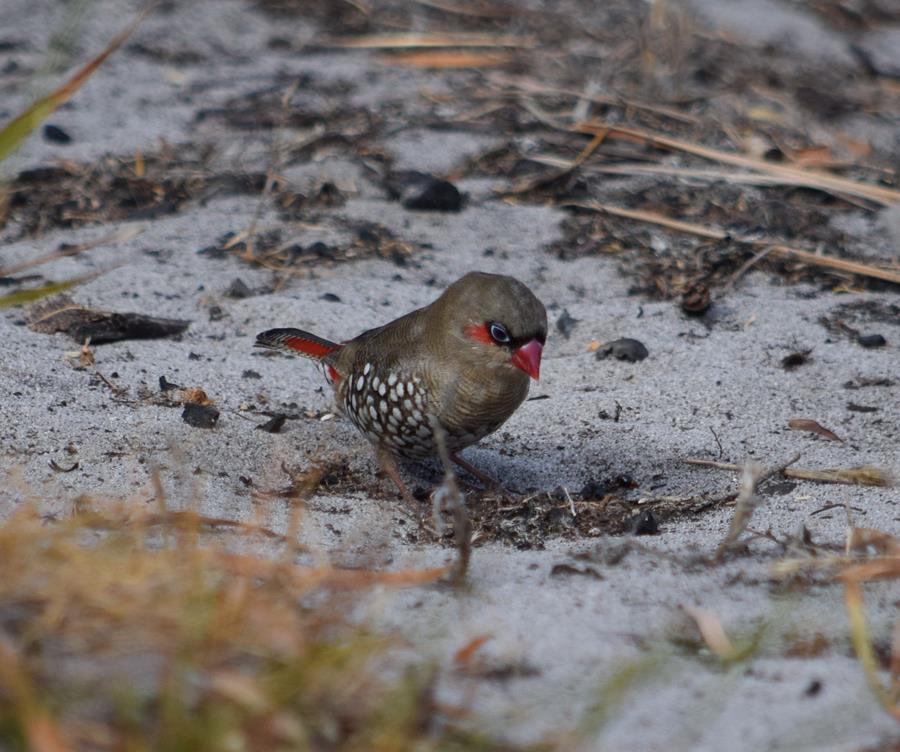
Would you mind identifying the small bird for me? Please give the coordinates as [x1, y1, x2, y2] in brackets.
[255, 272, 547, 504]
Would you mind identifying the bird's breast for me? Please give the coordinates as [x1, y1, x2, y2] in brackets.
[435, 365, 530, 443]
[338, 360, 435, 458]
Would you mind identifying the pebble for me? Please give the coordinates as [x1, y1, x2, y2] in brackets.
[596, 338, 649, 362]
[857, 333, 886, 348]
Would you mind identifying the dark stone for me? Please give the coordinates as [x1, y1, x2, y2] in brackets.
[765, 479, 797, 496]
[308, 241, 334, 258]
[256, 414, 286, 433]
[225, 278, 253, 299]
[857, 333, 886, 348]
[242, 369, 262, 379]
[320, 292, 342, 303]
[596, 338, 649, 362]
[781, 349, 812, 370]
[402, 178, 462, 211]
[43, 124, 72, 144]
[208, 305, 226, 321]
[388, 171, 463, 212]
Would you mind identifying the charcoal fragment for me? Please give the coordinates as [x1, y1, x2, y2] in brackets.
[182, 403, 219, 429]
[555, 309, 580, 339]
[631, 510, 659, 535]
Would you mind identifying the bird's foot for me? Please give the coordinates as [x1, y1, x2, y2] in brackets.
[450, 453, 517, 502]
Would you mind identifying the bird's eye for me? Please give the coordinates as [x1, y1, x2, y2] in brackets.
[488, 322, 511, 345]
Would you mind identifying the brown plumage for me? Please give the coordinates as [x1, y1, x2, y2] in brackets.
[255, 272, 547, 501]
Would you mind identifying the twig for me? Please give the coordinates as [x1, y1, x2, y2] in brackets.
[811, 503, 865, 517]
[724, 246, 774, 291]
[709, 427, 724, 459]
[504, 129, 607, 194]
[564, 201, 900, 286]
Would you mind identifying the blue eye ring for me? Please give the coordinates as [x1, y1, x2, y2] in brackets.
[489, 322, 511, 344]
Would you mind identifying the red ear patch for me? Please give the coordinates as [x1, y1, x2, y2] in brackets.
[464, 322, 493, 345]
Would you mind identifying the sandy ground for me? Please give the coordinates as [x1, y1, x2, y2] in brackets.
[2, 1, 899, 749]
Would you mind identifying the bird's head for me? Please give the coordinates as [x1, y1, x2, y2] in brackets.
[434, 272, 547, 380]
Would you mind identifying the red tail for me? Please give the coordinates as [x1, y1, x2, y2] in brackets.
[255, 328, 342, 382]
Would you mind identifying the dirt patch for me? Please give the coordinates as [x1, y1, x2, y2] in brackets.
[4, 145, 265, 239]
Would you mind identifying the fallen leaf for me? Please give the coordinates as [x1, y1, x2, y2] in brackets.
[454, 634, 492, 665]
[181, 387, 213, 405]
[788, 418, 844, 442]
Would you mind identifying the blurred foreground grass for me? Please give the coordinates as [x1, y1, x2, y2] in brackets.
[0, 496, 527, 752]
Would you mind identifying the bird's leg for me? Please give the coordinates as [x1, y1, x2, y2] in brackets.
[450, 453, 515, 500]
[377, 448, 430, 530]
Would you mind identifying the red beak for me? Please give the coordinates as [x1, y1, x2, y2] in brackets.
[510, 339, 543, 381]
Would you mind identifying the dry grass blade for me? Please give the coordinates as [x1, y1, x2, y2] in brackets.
[490, 74, 699, 124]
[564, 201, 900, 286]
[848, 528, 900, 555]
[714, 460, 763, 561]
[787, 466, 893, 487]
[327, 32, 536, 49]
[571, 121, 900, 206]
[554, 160, 873, 190]
[0, 497, 487, 750]
[686, 458, 892, 487]
[713, 454, 800, 561]
[409, 0, 519, 17]
[0, 270, 107, 309]
[0, 637, 73, 752]
[378, 49, 514, 68]
[844, 578, 900, 719]
[213, 551, 449, 589]
[0, 227, 143, 277]
[0, 7, 153, 163]
[681, 606, 735, 659]
[774, 523, 899, 719]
